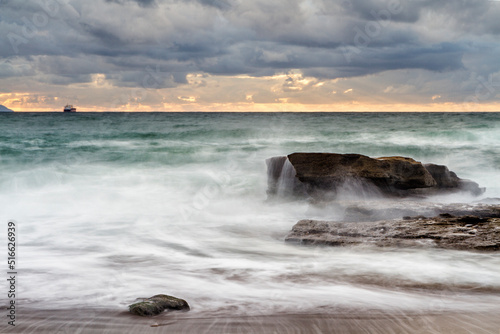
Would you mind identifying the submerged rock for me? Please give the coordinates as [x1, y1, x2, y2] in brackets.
[340, 202, 500, 222]
[285, 214, 500, 251]
[267, 153, 484, 200]
[129, 294, 190, 316]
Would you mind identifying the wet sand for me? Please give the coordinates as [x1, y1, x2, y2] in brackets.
[4, 308, 500, 334]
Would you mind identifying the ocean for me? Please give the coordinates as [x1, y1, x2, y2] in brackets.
[1, 112, 499, 317]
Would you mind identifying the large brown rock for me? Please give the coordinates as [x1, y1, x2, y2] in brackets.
[288, 153, 436, 195]
[267, 153, 484, 199]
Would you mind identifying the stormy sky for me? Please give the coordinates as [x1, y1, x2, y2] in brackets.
[1, 0, 499, 111]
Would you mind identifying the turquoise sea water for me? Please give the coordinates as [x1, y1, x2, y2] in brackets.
[0, 112, 499, 315]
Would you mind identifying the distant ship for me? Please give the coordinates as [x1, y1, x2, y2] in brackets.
[63, 104, 76, 112]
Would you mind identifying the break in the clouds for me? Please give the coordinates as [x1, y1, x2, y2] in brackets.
[0, 0, 499, 111]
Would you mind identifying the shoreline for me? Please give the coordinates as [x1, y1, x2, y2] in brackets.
[5, 308, 500, 333]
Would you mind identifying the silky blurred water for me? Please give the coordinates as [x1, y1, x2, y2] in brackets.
[0, 112, 499, 315]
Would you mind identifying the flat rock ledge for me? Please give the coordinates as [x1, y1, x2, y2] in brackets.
[285, 215, 500, 251]
[129, 294, 190, 316]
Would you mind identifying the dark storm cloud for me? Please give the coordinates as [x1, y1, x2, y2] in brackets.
[81, 23, 123, 46]
[0, 58, 35, 79]
[105, 0, 156, 7]
[0, 0, 499, 98]
[343, 0, 422, 23]
[192, 0, 232, 10]
[299, 42, 465, 79]
[332, 0, 495, 27]
[107, 0, 232, 9]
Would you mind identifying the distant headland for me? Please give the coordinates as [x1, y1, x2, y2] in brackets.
[0, 105, 14, 112]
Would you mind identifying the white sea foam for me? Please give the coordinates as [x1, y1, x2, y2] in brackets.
[0, 113, 499, 315]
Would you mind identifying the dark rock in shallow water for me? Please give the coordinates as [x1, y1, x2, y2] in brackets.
[267, 153, 484, 200]
[129, 294, 190, 316]
[285, 209, 500, 251]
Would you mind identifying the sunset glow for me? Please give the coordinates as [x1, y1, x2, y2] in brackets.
[1, 0, 499, 112]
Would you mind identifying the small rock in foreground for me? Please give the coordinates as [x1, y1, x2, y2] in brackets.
[129, 294, 190, 316]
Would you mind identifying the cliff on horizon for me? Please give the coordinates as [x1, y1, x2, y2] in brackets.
[0, 105, 13, 112]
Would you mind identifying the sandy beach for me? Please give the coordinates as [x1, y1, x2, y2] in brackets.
[4, 308, 500, 334]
